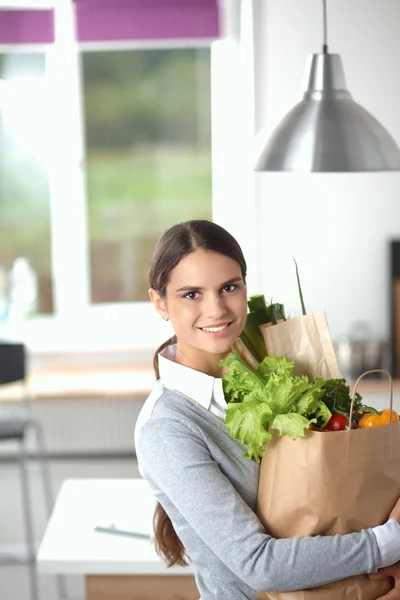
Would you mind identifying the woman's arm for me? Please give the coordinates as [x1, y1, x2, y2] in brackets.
[138, 417, 398, 593]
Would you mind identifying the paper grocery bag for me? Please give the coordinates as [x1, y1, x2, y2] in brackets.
[256, 421, 400, 600]
[260, 311, 341, 379]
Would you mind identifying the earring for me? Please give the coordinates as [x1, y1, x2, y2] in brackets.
[164, 315, 169, 321]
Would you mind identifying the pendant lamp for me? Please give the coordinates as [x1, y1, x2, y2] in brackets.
[255, 0, 400, 172]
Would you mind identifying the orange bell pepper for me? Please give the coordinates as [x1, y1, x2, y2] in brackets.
[359, 409, 399, 429]
[379, 408, 399, 424]
[359, 414, 383, 428]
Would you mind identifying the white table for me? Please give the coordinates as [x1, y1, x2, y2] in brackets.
[37, 479, 198, 600]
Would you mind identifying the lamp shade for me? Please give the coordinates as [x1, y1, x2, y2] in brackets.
[255, 53, 400, 172]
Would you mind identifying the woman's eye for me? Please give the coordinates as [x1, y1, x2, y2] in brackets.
[183, 291, 199, 300]
[222, 284, 238, 293]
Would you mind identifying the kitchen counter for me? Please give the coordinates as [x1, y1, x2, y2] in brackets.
[0, 364, 155, 401]
[0, 361, 398, 403]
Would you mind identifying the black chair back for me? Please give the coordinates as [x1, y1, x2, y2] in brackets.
[0, 342, 25, 385]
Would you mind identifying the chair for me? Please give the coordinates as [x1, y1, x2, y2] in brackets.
[0, 341, 66, 600]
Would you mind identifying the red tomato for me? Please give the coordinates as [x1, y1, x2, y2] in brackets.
[326, 413, 348, 431]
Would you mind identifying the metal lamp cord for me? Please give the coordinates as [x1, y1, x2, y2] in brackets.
[322, 0, 328, 53]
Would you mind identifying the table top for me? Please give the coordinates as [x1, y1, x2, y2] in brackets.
[36, 478, 194, 576]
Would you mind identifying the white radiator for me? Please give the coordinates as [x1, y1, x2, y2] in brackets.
[0, 397, 145, 456]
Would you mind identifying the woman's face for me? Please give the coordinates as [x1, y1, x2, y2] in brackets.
[152, 249, 248, 360]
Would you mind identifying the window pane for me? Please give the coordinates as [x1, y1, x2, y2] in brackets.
[82, 48, 212, 303]
[0, 53, 53, 315]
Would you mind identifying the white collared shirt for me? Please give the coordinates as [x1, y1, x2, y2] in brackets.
[158, 344, 227, 420]
[134, 344, 228, 444]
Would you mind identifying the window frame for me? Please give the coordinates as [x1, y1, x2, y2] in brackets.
[0, 0, 259, 355]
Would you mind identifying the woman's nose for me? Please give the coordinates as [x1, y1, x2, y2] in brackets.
[204, 294, 227, 319]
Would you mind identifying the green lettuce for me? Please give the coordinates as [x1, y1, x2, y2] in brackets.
[221, 352, 331, 463]
[257, 355, 294, 380]
[294, 376, 332, 428]
[221, 350, 265, 402]
[225, 390, 272, 461]
[271, 413, 316, 438]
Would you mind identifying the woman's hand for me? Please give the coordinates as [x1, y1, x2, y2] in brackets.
[371, 497, 400, 598]
[370, 563, 400, 599]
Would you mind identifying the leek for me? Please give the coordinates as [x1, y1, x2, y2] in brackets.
[294, 259, 307, 316]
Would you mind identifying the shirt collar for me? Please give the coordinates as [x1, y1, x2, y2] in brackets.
[158, 344, 227, 411]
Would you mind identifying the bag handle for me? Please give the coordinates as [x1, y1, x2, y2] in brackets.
[348, 369, 393, 430]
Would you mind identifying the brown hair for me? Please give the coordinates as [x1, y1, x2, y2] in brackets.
[149, 219, 247, 567]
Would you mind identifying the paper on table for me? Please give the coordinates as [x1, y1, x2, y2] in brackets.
[95, 489, 155, 539]
[94, 513, 153, 539]
[94, 522, 152, 539]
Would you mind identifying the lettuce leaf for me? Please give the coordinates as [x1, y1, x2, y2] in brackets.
[225, 389, 273, 463]
[220, 350, 266, 401]
[257, 355, 294, 380]
[312, 401, 332, 427]
[295, 377, 331, 428]
[270, 413, 315, 438]
[262, 374, 310, 416]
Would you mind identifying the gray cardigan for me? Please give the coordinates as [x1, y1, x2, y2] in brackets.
[135, 386, 381, 600]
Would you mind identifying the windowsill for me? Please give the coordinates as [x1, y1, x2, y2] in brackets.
[0, 303, 173, 363]
[0, 308, 163, 401]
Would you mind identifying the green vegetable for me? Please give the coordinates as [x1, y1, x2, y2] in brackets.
[239, 294, 288, 364]
[221, 349, 265, 402]
[361, 405, 379, 415]
[319, 378, 362, 417]
[271, 413, 316, 438]
[240, 312, 267, 363]
[240, 295, 270, 362]
[294, 376, 332, 428]
[270, 303, 286, 324]
[257, 355, 294, 380]
[294, 258, 307, 316]
[247, 294, 271, 324]
[225, 390, 273, 461]
[221, 352, 330, 463]
[247, 294, 286, 326]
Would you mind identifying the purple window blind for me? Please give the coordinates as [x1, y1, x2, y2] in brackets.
[74, 0, 220, 43]
[0, 10, 54, 45]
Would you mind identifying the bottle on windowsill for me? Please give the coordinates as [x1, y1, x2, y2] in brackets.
[8, 257, 38, 324]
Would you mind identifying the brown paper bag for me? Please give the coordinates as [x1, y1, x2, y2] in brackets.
[256, 372, 400, 600]
[260, 311, 341, 379]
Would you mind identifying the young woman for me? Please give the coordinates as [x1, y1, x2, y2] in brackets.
[134, 220, 400, 600]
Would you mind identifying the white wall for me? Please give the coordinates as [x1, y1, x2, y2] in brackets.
[252, 0, 400, 341]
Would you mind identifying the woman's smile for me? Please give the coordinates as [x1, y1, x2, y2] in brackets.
[197, 320, 234, 336]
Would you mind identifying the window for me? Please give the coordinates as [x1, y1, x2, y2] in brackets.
[0, 2, 257, 355]
[0, 53, 53, 315]
[82, 47, 212, 303]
